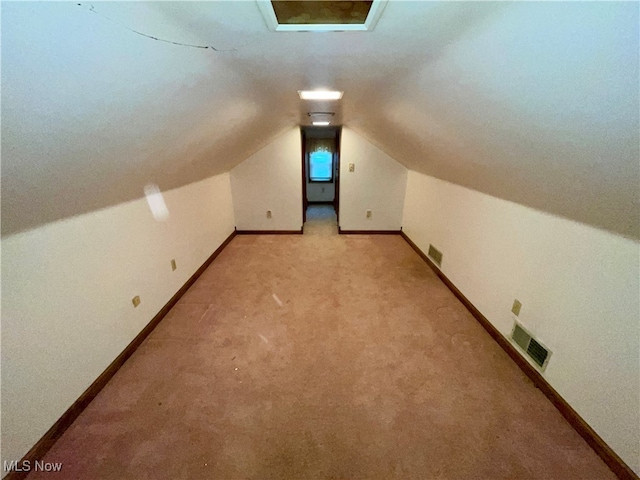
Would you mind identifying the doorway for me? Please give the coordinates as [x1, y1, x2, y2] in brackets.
[301, 126, 341, 232]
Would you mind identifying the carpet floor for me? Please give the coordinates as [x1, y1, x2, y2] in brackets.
[26, 206, 615, 479]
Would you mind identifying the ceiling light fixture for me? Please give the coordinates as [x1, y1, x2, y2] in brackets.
[312, 121, 330, 126]
[298, 90, 343, 101]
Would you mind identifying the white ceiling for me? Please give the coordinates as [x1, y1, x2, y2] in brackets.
[2, 1, 638, 238]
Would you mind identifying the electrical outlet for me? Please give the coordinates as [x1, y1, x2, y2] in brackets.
[266, 210, 272, 219]
[349, 163, 355, 172]
[366, 210, 372, 218]
[132, 296, 141, 308]
[511, 299, 522, 316]
[171, 259, 177, 271]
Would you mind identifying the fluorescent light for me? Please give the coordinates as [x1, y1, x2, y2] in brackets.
[299, 90, 343, 100]
[312, 121, 330, 126]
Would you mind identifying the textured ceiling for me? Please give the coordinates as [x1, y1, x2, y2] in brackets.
[2, 1, 638, 238]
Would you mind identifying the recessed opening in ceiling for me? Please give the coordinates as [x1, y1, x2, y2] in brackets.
[257, 0, 387, 32]
[272, 1, 372, 25]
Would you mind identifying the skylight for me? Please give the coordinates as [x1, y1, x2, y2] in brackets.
[273, 1, 372, 25]
[257, 0, 387, 32]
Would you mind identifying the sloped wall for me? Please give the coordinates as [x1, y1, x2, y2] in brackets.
[402, 170, 640, 474]
[339, 128, 407, 231]
[349, 1, 639, 239]
[1, 174, 235, 469]
[1, 2, 290, 237]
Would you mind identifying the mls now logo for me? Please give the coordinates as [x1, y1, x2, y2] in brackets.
[4, 460, 63, 473]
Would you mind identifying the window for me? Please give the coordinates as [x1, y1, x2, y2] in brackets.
[305, 132, 337, 183]
[309, 150, 333, 182]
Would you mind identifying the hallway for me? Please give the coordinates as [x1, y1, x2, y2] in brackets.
[25, 233, 614, 479]
[304, 205, 338, 236]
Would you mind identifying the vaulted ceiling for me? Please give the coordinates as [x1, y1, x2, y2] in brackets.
[2, 1, 638, 238]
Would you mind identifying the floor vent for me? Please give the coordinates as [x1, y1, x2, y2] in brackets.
[428, 244, 443, 267]
[510, 321, 551, 371]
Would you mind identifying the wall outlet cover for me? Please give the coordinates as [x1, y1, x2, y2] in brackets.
[267, 210, 272, 219]
[512, 299, 522, 316]
[349, 163, 355, 172]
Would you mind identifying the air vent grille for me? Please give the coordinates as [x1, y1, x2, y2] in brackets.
[512, 324, 531, 351]
[510, 321, 551, 371]
[428, 244, 443, 267]
[526, 338, 549, 368]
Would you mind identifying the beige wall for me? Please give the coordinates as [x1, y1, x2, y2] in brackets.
[307, 183, 335, 203]
[229, 127, 407, 232]
[230, 128, 303, 231]
[402, 170, 640, 474]
[339, 128, 407, 231]
[1, 173, 235, 469]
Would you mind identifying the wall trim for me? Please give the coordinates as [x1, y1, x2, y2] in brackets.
[3, 230, 238, 480]
[235, 229, 303, 235]
[338, 228, 401, 235]
[400, 231, 637, 480]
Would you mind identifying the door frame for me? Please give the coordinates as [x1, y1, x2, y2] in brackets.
[301, 126, 341, 225]
[334, 126, 342, 225]
[301, 128, 308, 223]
